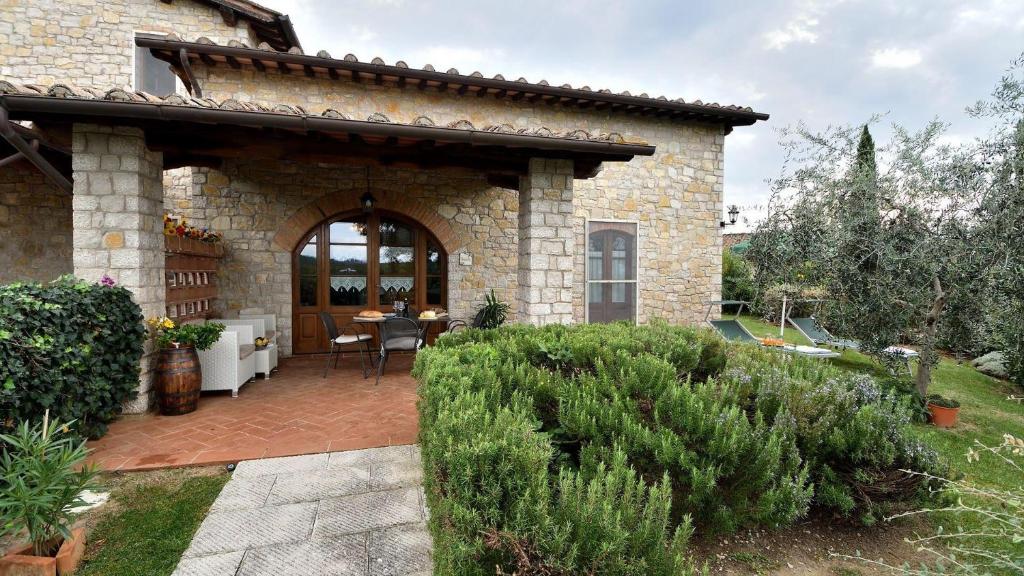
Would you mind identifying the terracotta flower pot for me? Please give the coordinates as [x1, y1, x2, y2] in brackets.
[0, 528, 86, 576]
[927, 403, 960, 428]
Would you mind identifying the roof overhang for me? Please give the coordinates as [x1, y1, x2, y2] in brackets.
[165, 0, 300, 52]
[0, 93, 655, 188]
[137, 36, 770, 128]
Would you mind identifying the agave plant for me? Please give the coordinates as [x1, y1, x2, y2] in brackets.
[478, 289, 510, 329]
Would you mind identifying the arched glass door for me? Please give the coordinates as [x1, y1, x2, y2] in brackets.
[292, 211, 447, 354]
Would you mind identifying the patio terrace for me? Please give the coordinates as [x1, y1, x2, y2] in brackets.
[86, 354, 419, 471]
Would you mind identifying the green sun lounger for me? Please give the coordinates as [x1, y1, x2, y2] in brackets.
[787, 315, 918, 373]
[704, 302, 840, 359]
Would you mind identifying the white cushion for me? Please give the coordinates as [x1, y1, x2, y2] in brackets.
[884, 346, 919, 358]
[335, 334, 372, 344]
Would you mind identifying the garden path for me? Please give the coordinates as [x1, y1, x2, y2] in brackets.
[171, 445, 431, 576]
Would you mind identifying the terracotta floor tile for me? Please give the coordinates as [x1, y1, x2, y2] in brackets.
[86, 355, 420, 471]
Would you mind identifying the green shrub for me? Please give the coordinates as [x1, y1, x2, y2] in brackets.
[416, 323, 942, 574]
[722, 249, 755, 306]
[0, 412, 98, 556]
[0, 276, 145, 438]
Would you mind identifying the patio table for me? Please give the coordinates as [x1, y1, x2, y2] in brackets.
[352, 314, 451, 346]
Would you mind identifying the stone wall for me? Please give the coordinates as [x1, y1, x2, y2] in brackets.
[190, 159, 519, 356]
[0, 162, 72, 283]
[71, 124, 165, 413]
[193, 65, 725, 327]
[0, 0, 253, 89]
[518, 159, 575, 325]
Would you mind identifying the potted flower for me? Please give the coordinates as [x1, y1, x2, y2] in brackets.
[148, 317, 225, 415]
[0, 411, 97, 576]
[926, 394, 961, 428]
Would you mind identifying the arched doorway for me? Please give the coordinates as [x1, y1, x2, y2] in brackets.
[292, 210, 448, 354]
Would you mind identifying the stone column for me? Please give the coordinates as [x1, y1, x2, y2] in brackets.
[518, 158, 574, 325]
[72, 124, 165, 414]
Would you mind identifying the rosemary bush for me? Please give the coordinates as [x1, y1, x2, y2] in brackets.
[415, 323, 942, 574]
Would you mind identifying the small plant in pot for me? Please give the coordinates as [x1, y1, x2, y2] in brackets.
[148, 317, 225, 416]
[477, 289, 511, 329]
[0, 411, 97, 575]
[925, 394, 961, 428]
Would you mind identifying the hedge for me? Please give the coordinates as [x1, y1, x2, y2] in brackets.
[0, 276, 146, 438]
[414, 322, 943, 575]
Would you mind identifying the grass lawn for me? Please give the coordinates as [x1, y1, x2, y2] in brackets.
[77, 468, 228, 576]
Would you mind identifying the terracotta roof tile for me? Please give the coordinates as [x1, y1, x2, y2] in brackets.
[0, 81, 647, 145]
[140, 36, 763, 118]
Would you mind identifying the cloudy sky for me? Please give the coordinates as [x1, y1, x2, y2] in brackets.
[260, 0, 1023, 229]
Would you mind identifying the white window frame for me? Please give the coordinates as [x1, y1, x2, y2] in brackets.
[131, 31, 182, 94]
[584, 219, 640, 324]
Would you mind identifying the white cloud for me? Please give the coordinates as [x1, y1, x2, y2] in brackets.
[727, 132, 758, 150]
[870, 47, 923, 69]
[763, 17, 820, 50]
[417, 46, 506, 71]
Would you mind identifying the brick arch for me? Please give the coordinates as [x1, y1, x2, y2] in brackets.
[272, 190, 461, 253]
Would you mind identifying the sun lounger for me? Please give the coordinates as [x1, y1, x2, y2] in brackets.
[704, 302, 839, 359]
[787, 315, 918, 373]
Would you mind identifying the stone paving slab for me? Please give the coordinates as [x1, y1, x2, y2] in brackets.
[237, 534, 368, 576]
[184, 501, 318, 557]
[314, 487, 425, 538]
[231, 452, 329, 478]
[208, 475, 277, 512]
[172, 551, 245, 576]
[267, 467, 369, 505]
[173, 444, 431, 576]
[368, 523, 433, 576]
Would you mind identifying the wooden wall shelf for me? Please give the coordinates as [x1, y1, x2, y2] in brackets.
[164, 235, 224, 322]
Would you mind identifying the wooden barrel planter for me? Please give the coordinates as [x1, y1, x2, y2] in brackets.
[156, 347, 202, 415]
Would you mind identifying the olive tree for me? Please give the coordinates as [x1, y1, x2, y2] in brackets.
[750, 123, 1005, 397]
[751, 56, 1024, 395]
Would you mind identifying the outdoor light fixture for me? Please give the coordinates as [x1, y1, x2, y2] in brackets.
[720, 204, 740, 227]
[361, 191, 375, 213]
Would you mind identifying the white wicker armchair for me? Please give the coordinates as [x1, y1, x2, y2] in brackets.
[197, 323, 256, 397]
[238, 312, 278, 344]
[219, 318, 277, 379]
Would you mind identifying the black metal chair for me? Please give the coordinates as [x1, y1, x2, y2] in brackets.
[444, 308, 487, 334]
[319, 312, 374, 379]
[376, 317, 423, 385]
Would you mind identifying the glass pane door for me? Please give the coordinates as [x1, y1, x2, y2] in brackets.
[298, 234, 318, 307]
[379, 218, 416, 307]
[329, 219, 368, 306]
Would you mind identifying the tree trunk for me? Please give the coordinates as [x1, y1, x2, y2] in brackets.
[915, 277, 947, 397]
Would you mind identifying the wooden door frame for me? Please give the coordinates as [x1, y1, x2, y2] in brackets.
[584, 219, 639, 324]
[290, 208, 448, 354]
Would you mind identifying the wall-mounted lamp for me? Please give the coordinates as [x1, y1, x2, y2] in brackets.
[720, 204, 740, 228]
[360, 191, 376, 213]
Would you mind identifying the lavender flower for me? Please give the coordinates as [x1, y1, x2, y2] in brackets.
[100, 274, 116, 287]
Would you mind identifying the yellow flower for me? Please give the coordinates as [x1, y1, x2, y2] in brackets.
[162, 318, 175, 329]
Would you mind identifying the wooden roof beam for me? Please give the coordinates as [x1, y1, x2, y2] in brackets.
[303, 65, 316, 78]
[225, 55, 242, 69]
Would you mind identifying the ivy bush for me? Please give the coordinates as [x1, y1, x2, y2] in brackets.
[0, 277, 146, 439]
[415, 323, 943, 575]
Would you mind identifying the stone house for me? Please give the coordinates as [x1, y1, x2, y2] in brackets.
[0, 0, 767, 411]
